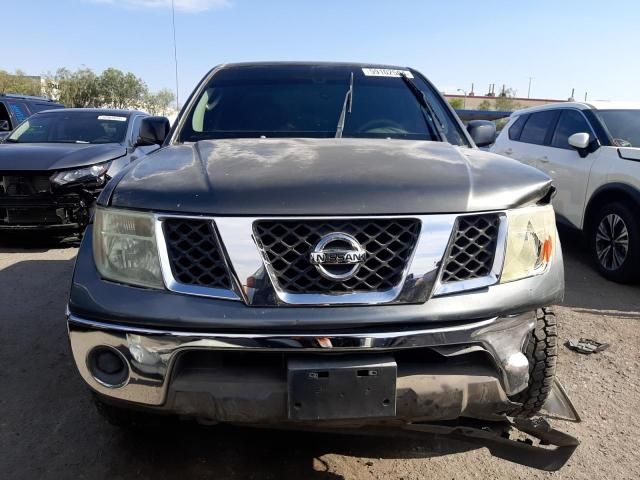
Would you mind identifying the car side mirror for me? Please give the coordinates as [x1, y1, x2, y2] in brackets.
[568, 132, 591, 158]
[568, 132, 590, 150]
[135, 116, 170, 146]
[467, 120, 496, 147]
[0, 120, 10, 132]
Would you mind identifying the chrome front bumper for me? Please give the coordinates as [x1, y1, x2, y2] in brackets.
[68, 311, 536, 406]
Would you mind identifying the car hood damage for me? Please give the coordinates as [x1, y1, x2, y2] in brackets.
[107, 138, 553, 215]
[0, 143, 126, 171]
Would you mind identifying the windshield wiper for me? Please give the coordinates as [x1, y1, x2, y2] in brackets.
[335, 72, 354, 138]
[400, 74, 446, 142]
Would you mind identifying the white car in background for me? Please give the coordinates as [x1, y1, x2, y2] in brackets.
[492, 101, 640, 283]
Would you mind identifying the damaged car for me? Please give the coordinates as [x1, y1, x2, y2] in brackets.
[0, 108, 169, 232]
[67, 62, 579, 470]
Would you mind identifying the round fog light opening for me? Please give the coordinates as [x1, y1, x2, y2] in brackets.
[88, 346, 129, 388]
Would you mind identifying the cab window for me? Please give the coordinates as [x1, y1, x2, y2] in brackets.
[508, 115, 527, 140]
[551, 110, 591, 149]
[519, 110, 559, 145]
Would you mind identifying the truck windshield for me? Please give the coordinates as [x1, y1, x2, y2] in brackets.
[7, 111, 129, 144]
[179, 65, 467, 145]
[597, 110, 640, 147]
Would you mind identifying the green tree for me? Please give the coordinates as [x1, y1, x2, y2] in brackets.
[0, 69, 42, 96]
[99, 68, 148, 109]
[43, 67, 151, 109]
[477, 100, 492, 110]
[448, 98, 464, 109]
[143, 88, 176, 116]
[43, 68, 101, 107]
[494, 87, 521, 111]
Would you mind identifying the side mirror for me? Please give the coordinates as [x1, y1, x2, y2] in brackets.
[135, 116, 170, 146]
[568, 132, 590, 150]
[0, 120, 10, 132]
[467, 120, 496, 148]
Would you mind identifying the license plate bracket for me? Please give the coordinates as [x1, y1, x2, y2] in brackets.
[287, 355, 397, 421]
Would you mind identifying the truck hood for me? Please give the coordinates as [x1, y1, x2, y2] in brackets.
[0, 143, 126, 171]
[109, 138, 553, 215]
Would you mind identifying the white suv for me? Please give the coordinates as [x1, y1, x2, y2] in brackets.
[492, 101, 640, 283]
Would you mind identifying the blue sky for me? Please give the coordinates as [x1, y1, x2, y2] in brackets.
[4, 0, 639, 104]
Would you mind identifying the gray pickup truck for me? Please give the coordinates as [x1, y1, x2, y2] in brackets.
[67, 62, 579, 470]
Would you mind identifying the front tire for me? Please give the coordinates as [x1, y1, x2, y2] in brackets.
[509, 308, 558, 418]
[589, 202, 640, 283]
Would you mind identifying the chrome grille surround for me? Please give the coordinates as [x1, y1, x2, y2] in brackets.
[253, 219, 421, 295]
[431, 213, 507, 297]
[153, 213, 506, 306]
[162, 218, 232, 290]
[155, 215, 240, 301]
[441, 214, 501, 283]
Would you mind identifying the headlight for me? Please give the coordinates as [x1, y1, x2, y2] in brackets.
[51, 163, 110, 186]
[93, 207, 164, 289]
[500, 205, 556, 283]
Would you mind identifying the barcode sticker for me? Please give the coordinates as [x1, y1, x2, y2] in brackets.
[362, 68, 413, 78]
[97, 115, 127, 122]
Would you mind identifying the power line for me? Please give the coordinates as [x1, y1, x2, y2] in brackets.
[171, 0, 180, 109]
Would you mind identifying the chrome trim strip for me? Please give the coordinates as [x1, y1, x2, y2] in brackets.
[69, 314, 497, 342]
[67, 311, 535, 405]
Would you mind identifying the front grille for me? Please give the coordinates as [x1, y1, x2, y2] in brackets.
[441, 214, 501, 283]
[0, 175, 51, 196]
[254, 219, 421, 294]
[3, 208, 61, 225]
[163, 219, 232, 290]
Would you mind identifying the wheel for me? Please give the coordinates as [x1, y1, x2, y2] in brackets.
[92, 393, 164, 429]
[509, 308, 557, 418]
[589, 202, 640, 283]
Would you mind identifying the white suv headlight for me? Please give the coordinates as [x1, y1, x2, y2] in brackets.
[500, 205, 557, 283]
[93, 207, 164, 289]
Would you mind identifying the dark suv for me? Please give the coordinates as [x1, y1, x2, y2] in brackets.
[66, 63, 578, 470]
[0, 108, 168, 231]
[0, 93, 63, 139]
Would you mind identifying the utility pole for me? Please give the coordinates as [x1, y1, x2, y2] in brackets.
[527, 76, 534, 98]
[171, 0, 180, 109]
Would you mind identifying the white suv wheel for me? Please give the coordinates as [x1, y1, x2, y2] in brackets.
[590, 202, 640, 283]
[595, 213, 629, 271]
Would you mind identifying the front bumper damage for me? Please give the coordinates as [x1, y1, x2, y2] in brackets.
[68, 311, 580, 470]
[0, 173, 99, 230]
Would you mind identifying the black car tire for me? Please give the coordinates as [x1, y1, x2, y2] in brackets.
[589, 202, 640, 284]
[509, 308, 557, 418]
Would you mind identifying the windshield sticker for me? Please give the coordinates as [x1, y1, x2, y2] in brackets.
[97, 115, 127, 122]
[362, 68, 413, 78]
